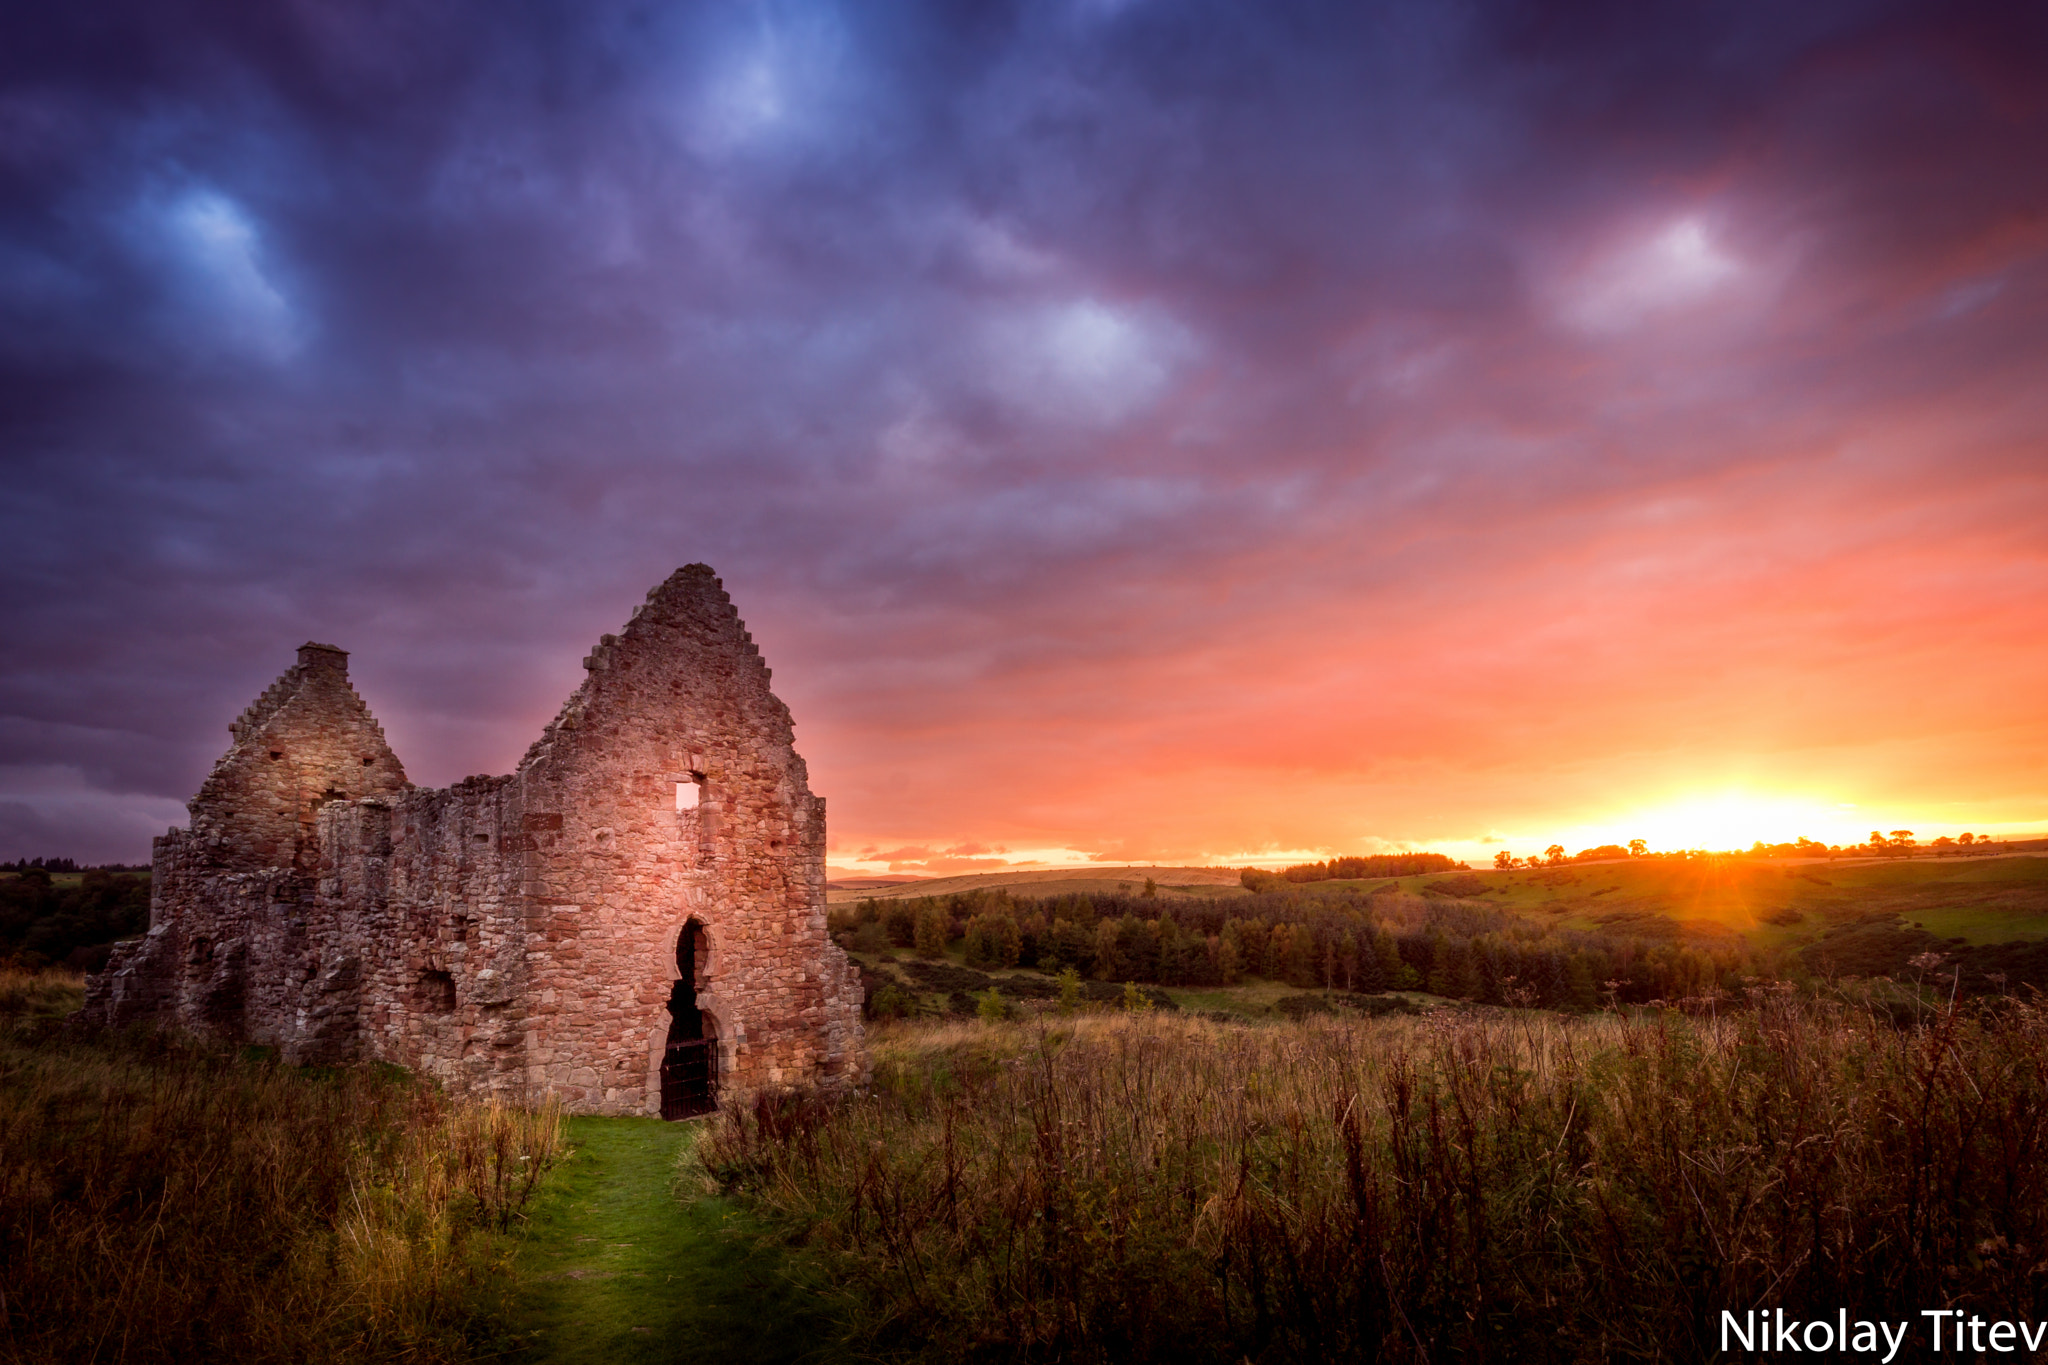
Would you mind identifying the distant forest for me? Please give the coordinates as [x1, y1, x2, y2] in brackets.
[1, 857, 149, 874]
[0, 866, 149, 971]
[836, 882, 1747, 1012]
[839, 867, 2048, 1012]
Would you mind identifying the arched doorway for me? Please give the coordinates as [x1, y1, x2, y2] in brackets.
[660, 921, 717, 1119]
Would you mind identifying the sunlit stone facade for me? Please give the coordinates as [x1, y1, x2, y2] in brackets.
[80, 566, 868, 1114]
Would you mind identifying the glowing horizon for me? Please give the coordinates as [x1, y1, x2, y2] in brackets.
[825, 815, 2048, 879]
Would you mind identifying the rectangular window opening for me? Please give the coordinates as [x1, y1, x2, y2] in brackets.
[675, 780, 701, 812]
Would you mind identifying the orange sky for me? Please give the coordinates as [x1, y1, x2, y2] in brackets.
[3, 4, 2044, 870]
[768, 403, 2048, 875]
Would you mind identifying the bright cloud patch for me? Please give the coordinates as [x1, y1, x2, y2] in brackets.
[983, 298, 1191, 424]
[163, 190, 300, 360]
[1561, 217, 1742, 333]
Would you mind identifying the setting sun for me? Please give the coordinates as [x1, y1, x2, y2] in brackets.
[1572, 793, 1871, 856]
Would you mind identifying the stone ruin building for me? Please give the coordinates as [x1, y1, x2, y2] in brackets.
[81, 566, 868, 1116]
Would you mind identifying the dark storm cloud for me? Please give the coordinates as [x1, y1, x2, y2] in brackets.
[1, 0, 2044, 863]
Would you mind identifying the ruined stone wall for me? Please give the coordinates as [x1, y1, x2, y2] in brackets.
[83, 566, 869, 1116]
[488, 565, 865, 1113]
[83, 643, 414, 1049]
[313, 779, 536, 1094]
[189, 643, 410, 874]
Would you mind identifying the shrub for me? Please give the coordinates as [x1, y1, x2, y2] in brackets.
[1057, 967, 1083, 1016]
[868, 984, 916, 1020]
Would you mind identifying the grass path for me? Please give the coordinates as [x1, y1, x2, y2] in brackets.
[510, 1116, 846, 1364]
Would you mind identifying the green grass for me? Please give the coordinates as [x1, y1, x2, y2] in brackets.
[511, 1116, 849, 1365]
[1457, 854, 2048, 944]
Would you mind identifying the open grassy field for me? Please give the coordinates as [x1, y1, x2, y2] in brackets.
[0, 968, 848, 1365]
[0, 970, 566, 1365]
[830, 853, 2048, 952]
[827, 865, 1247, 905]
[1449, 853, 2048, 939]
[703, 999, 2048, 1363]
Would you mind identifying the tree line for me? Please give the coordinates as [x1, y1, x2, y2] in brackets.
[1241, 852, 1464, 888]
[834, 885, 1753, 1012]
[0, 867, 150, 970]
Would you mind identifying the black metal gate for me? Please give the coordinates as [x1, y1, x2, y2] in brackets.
[662, 922, 716, 1120]
[660, 1038, 716, 1120]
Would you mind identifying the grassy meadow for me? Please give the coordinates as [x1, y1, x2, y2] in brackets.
[1451, 852, 2048, 941]
[5, 852, 2046, 1364]
[829, 865, 1249, 905]
[703, 994, 2048, 1363]
[0, 968, 565, 1365]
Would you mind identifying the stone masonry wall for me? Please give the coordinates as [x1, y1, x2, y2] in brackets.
[81, 567, 868, 1114]
[83, 642, 413, 1048]
[500, 565, 866, 1111]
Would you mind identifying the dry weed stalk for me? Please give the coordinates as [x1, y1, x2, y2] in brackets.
[702, 997, 2048, 1363]
[0, 1011, 564, 1365]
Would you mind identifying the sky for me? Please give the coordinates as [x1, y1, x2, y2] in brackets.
[2, 0, 2045, 875]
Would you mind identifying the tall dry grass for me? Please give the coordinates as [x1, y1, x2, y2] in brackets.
[0, 980, 562, 1365]
[0, 964, 85, 1019]
[701, 996, 2048, 1362]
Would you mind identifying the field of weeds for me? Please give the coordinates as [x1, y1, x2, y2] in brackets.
[0, 969, 564, 1365]
[701, 997, 2048, 1363]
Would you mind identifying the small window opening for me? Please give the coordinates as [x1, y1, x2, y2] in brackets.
[473, 833, 490, 844]
[362, 756, 375, 766]
[415, 969, 456, 1013]
[268, 751, 284, 761]
[675, 780, 701, 811]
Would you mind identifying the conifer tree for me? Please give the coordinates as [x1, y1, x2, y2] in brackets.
[914, 904, 948, 958]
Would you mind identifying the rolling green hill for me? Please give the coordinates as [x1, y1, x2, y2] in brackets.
[826, 864, 1246, 904]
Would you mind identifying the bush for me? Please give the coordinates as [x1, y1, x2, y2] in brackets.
[1057, 967, 1083, 1015]
[868, 983, 916, 1020]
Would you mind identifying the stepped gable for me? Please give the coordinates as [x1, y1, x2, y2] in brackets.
[520, 564, 783, 769]
[187, 642, 410, 873]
